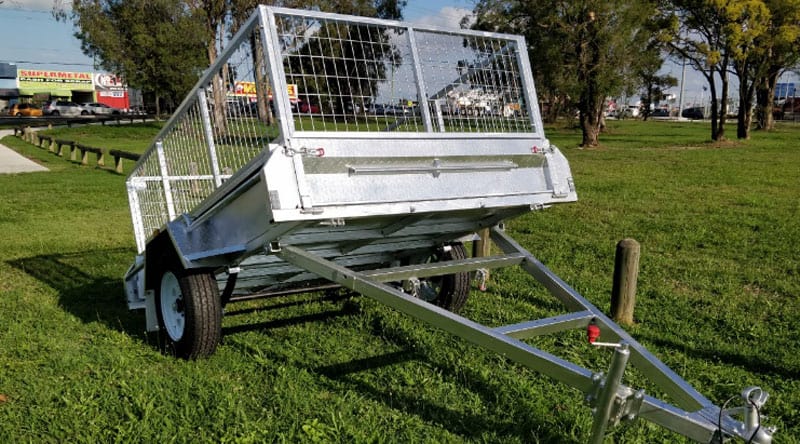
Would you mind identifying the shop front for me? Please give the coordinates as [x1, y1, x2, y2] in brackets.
[94, 73, 129, 110]
[18, 69, 94, 104]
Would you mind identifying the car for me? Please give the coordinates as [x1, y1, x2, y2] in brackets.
[681, 107, 704, 120]
[368, 103, 388, 115]
[650, 108, 670, 118]
[81, 102, 122, 115]
[7, 103, 43, 117]
[42, 100, 88, 117]
[298, 100, 320, 113]
[617, 105, 641, 118]
[774, 98, 800, 120]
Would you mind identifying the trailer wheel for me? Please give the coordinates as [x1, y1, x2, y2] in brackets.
[417, 243, 470, 313]
[156, 268, 222, 359]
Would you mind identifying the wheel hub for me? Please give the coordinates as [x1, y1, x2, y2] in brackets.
[160, 271, 185, 341]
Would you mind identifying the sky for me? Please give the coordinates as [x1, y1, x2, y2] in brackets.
[1, 0, 796, 107]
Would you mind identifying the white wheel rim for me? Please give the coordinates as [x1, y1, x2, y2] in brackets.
[160, 271, 185, 341]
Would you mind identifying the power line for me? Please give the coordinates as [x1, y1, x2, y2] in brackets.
[0, 59, 94, 67]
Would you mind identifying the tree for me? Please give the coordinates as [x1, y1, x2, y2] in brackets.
[639, 72, 678, 120]
[725, 0, 771, 139]
[471, 0, 662, 147]
[62, 0, 208, 115]
[665, 1, 735, 141]
[753, 0, 800, 130]
[635, 28, 678, 120]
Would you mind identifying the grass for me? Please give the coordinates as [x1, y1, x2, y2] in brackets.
[35, 121, 166, 155]
[0, 120, 798, 443]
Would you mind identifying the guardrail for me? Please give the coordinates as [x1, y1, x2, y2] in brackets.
[15, 126, 141, 173]
[0, 114, 152, 128]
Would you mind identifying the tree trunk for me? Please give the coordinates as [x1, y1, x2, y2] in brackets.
[737, 70, 756, 140]
[250, 31, 273, 125]
[577, 9, 603, 148]
[708, 70, 720, 141]
[208, 43, 228, 135]
[737, 96, 752, 139]
[580, 114, 601, 147]
[755, 68, 779, 130]
[714, 62, 729, 142]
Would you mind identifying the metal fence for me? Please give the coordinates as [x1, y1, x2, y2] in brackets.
[126, 6, 542, 253]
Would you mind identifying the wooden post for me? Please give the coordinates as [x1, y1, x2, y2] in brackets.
[610, 238, 639, 326]
[114, 155, 124, 173]
[472, 227, 492, 284]
[473, 228, 491, 258]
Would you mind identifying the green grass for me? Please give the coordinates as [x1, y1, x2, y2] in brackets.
[0, 121, 798, 443]
[36, 121, 166, 155]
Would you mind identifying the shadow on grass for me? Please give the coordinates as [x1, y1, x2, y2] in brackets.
[223, 309, 354, 335]
[6, 248, 147, 342]
[636, 332, 799, 380]
[224, 297, 576, 443]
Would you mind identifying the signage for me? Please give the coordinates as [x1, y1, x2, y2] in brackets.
[19, 70, 93, 85]
[18, 69, 95, 96]
[94, 73, 127, 92]
[231, 81, 298, 102]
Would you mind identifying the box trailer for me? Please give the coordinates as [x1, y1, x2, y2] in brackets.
[123, 6, 773, 442]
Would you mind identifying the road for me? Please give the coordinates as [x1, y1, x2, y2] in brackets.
[0, 129, 49, 174]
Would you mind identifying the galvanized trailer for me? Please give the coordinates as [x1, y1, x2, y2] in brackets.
[123, 6, 774, 443]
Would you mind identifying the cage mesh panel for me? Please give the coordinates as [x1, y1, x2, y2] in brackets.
[128, 24, 277, 247]
[276, 15, 424, 132]
[272, 12, 533, 134]
[414, 30, 532, 133]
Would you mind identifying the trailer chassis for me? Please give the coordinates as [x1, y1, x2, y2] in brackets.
[274, 227, 773, 443]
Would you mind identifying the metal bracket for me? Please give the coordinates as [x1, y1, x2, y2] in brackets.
[585, 374, 644, 424]
[587, 343, 639, 444]
[283, 146, 325, 157]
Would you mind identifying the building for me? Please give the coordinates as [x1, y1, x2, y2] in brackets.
[17, 69, 95, 104]
[0, 63, 20, 110]
[1, 67, 132, 111]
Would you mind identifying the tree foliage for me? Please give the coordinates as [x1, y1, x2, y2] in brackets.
[724, 0, 771, 139]
[471, 0, 662, 147]
[61, 0, 406, 117]
[664, 0, 735, 141]
[753, 0, 800, 131]
[64, 0, 209, 113]
[665, 0, 800, 139]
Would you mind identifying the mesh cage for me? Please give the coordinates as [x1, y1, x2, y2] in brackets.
[127, 6, 541, 252]
[272, 10, 536, 134]
[127, 20, 278, 251]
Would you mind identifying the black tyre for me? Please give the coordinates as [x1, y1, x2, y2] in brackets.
[416, 243, 470, 313]
[156, 268, 222, 359]
[52, 110, 60, 116]
[81, 110, 89, 115]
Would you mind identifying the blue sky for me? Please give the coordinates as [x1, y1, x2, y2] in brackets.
[1, 0, 795, 106]
[0, 0, 474, 71]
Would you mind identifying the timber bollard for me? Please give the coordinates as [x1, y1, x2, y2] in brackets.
[472, 227, 492, 286]
[610, 238, 639, 326]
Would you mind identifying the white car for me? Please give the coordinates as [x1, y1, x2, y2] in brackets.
[618, 105, 640, 118]
[42, 100, 88, 117]
[82, 102, 122, 115]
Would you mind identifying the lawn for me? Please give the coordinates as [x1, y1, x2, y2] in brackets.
[0, 120, 797, 443]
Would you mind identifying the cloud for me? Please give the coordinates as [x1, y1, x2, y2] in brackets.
[410, 6, 474, 30]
